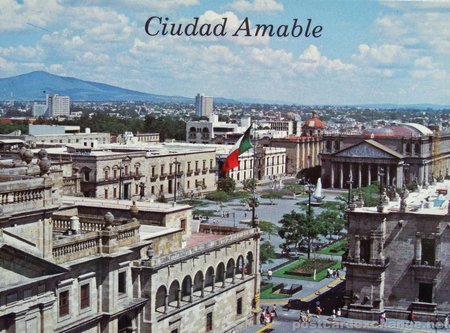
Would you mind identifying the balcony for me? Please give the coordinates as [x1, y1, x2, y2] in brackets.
[194, 169, 201, 175]
[343, 257, 390, 270]
[410, 259, 441, 277]
[160, 173, 168, 180]
[186, 170, 193, 176]
[202, 168, 208, 174]
[150, 174, 158, 181]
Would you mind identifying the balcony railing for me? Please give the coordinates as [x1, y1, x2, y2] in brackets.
[343, 257, 390, 269]
[52, 219, 140, 264]
[0, 178, 54, 214]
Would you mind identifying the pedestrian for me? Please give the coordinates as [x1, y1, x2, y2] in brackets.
[336, 269, 340, 278]
[326, 268, 331, 278]
[332, 309, 336, 321]
[272, 304, 278, 317]
[299, 310, 304, 322]
[268, 269, 272, 280]
[306, 309, 311, 323]
[260, 311, 265, 324]
[337, 308, 341, 317]
[444, 314, 449, 329]
[408, 309, 415, 325]
[380, 312, 386, 324]
[316, 305, 322, 316]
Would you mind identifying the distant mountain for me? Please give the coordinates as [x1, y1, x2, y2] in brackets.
[0, 71, 194, 103]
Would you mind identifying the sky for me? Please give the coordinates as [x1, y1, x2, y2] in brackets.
[0, 0, 449, 105]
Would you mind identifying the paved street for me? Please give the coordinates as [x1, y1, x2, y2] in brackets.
[242, 311, 447, 333]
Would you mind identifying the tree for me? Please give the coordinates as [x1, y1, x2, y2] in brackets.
[278, 208, 326, 259]
[260, 241, 277, 264]
[316, 209, 345, 242]
[218, 177, 235, 194]
[258, 220, 279, 240]
[242, 178, 256, 192]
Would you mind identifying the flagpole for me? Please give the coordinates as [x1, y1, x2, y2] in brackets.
[250, 123, 260, 324]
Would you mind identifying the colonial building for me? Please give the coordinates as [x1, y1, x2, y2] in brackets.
[344, 180, 450, 321]
[321, 123, 450, 189]
[0, 152, 260, 333]
[270, 112, 324, 175]
[44, 143, 218, 200]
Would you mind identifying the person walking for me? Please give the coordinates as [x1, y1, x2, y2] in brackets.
[268, 269, 273, 280]
[272, 304, 278, 317]
[408, 309, 415, 325]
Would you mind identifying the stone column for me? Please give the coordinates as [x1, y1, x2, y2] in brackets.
[340, 163, 344, 189]
[354, 235, 360, 262]
[331, 162, 335, 188]
[177, 289, 181, 308]
[358, 163, 362, 188]
[201, 278, 205, 297]
[415, 233, 422, 264]
[386, 165, 390, 186]
[418, 165, 424, 184]
[222, 271, 226, 288]
[189, 285, 193, 302]
[211, 274, 215, 292]
[368, 164, 372, 186]
[164, 294, 169, 313]
[232, 265, 236, 284]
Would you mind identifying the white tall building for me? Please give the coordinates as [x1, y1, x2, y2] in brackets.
[195, 93, 213, 117]
[32, 102, 47, 117]
[47, 94, 70, 117]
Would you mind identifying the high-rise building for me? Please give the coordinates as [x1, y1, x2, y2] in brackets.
[195, 93, 213, 117]
[32, 102, 47, 117]
[47, 94, 70, 117]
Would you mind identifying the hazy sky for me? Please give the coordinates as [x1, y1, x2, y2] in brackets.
[0, 0, 449, 105]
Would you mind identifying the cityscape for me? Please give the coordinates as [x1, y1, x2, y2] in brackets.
[1, 1, 450, 333]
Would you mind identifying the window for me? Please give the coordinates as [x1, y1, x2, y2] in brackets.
[206, 312, 213, 332]
[181, 219, 186, 232]
[151, 166, 155, 177]
[104, 189, 108, 199]
[113, 169, 118, 179]
[210, 159, 213, 169]
[104, 170, 109, 179]
[171, 330, 178, 333]
[135, 166, 139, 175]
[135, 184, 139, 194]
[203, 160, 206, 170]
[237, 297, 243, 315]
[161, 165, 164, 175]
[151, 186, 155, 195]
[360, 239, 371, 263]
[421, 238, 435, 265]
[113, 188, 117, 198]
[80, 284, 90, 309]
[187, 180, 190, 189]
[195, 161, 199, 171]
[169, 164, 173, 174]
[124, 165, 129, 176]
[419, 283, 433, 303]
[188, 162, 191, 172]
[118, 272, 126, 294]
[84, 171, 89, 182]
[59, 291, 69, 317]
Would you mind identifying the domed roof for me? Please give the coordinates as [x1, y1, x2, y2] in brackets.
[362, 123, 434, 138]
[303, 112, 324, 129]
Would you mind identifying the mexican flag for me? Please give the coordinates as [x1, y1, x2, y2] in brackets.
[222, 124, 253, 173]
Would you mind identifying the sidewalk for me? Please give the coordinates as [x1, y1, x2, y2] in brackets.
[242, 311, 446, 333]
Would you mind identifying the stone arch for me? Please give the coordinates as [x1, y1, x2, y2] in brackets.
[246, 251, 254, 274]
[226, 258, 235, 280]
[155, 285, 166, 312]
[202, 127, 209, 133]
[181, 275, 192, 302]
[189, 127, 196, 133]
[215, 262, 225, 285]
[193, 270, 203, 296]
[205, 266, 214, 291]
[168, 280, 180, 307]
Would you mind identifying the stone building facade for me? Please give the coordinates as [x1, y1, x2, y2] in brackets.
[59, 145, 217, 200]
[344, 180, 450, 321]
[321, 123, 450, 189]
[270, 112, 324, 175]
[0, 153, 260, 333]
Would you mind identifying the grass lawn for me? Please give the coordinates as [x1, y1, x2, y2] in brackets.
[260, 283, 292, 299]
[318, 239, 347, 256]
[273, 259, 342, 282]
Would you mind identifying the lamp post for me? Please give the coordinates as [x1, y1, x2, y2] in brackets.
[305, 182, 316, 279]
[347, 174, 353, 206]
[378, 167, 385, 196]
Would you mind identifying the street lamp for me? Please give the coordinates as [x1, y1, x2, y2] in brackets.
[378, 167, 385, 196]
[347, 174, 353, 206]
